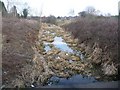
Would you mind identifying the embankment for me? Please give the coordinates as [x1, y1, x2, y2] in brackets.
[2, 17, 39, 87]
[62, 17, 119, 79]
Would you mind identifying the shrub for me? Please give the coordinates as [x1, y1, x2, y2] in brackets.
[45, 15, 57, 25]
[62, 17, 118, 73]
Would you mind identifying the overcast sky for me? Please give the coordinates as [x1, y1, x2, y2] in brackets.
[2, 0, 120, 16]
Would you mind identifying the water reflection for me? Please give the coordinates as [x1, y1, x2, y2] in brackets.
[52, 37, 73, 53]
[47, 75, 97, 86]
[44, 36, 84, 60]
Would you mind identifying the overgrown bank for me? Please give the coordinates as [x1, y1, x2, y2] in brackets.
[62, 17, 119, 79]
[2, 17, 119, 88]
[2, 17, 39, 87]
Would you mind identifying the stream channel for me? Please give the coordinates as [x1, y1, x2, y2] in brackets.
[42, 32, 99, 86]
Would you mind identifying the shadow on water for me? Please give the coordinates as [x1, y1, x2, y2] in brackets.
[46, 75, 98, 86]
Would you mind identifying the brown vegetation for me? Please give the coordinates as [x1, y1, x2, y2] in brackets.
[2, 16, 119, 88]
[62, 17, 119, 78]
[2, 17, 39, 87]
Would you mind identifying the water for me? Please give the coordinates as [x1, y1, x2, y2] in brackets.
[44, 36, 84, 60]
[44, 45, 51, 52]
[52, 37, 73, 53]
[43, 37, 74, 53]
[69, 59, 74, 63]
[47, 75, 97, 86]
[43, 35, 98, 86]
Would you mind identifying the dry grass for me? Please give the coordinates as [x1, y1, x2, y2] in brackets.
[2, 18, 55, 88]
[2, 17, 39, 87]
[62, 16, 119, 77]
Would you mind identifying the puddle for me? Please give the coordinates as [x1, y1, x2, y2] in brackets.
[44, 36, 84, 60]
[69, 59, 74, 63]
[44, 45, 51, 52]
[46, 75, 98, 86]
[52, 37, 74, 53]
[43, 36, 74, 53]
[41, 32, 103, 87]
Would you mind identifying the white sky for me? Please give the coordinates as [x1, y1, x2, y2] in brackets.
[2, 0, 120, 16]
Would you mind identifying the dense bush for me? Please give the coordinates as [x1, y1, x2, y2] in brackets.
[44, 15, 57, 25]
[62, 17, 118, 66]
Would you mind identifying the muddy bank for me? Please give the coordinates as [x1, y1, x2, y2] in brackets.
[62, 17, 119, 79]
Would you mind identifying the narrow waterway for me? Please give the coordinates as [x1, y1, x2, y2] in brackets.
[35, 24, 118, 87]
[40, 27, 99, 86]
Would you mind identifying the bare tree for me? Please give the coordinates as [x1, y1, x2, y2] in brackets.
[6, 0, 18, 12]
[78, 11, 87, 17]
[94, 10, 101, 16]
[39, 3, 44, 29]
[68, 9, 75, 16]
[118, 1, 120, 16]
[106, 13, 111, 17]
[6, 0, 30, 16]
[78, 6, 101, 18]
[22, 8, 28, 18]
[10, 5, 17, 17]
[6, 0, 12, 12]
[85, 6, 95, 14]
